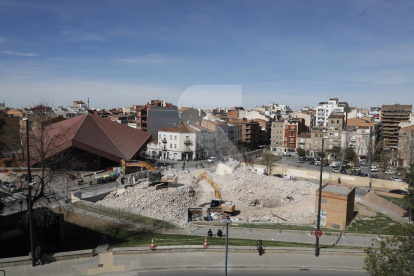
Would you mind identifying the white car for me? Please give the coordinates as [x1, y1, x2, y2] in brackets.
[208, 157, 217, 163]
[393, 178, 402, 182]
[370, 168, 379, 172]
[385, 170, 395, 174]
[332, 168, 339, 173]
[283, 174, 295, 179]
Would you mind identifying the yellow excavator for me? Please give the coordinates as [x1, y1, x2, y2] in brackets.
[189, 172, 235, 213]
[121, 159, 178, 185]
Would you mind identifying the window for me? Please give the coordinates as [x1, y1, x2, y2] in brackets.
[159, 134, 161, 138]
[329, 133, 333, 136]
[170, 135, 172, 139]
[170, 144, 172, 148]
[174, 144, 177, 148]
[337, 120, 339, 123]
[315, 134, 318, 137]
[175, 136, 177, 140]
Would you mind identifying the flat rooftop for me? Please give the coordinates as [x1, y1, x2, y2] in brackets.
[322, 185, 352, 195]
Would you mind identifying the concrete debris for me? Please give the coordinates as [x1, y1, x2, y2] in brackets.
[98, 165, 318, 226]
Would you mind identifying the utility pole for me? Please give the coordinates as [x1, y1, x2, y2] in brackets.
[315, 137, 327, 257]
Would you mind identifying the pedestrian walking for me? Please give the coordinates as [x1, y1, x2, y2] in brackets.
[338, 177, 341, 184]
[35, 244, 43, 265]
[257, 239, 265, 256]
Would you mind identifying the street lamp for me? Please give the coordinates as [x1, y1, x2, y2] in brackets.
[223, 217, 232, 276]
[315, 136, 327, 257]
[22, 117, 36, 267]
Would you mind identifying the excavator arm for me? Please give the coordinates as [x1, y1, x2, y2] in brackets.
[121, 159, 156, 174]
[191, 172, 221, 199]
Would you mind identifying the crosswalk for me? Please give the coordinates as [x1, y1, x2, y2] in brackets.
[0, 193, 25, 203]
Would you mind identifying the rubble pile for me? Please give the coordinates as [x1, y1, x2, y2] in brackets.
[99, 173, 199, 225]
[211, 166, 318, 222]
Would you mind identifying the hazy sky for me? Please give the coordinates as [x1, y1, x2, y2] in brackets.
[1, 0, 414, 110]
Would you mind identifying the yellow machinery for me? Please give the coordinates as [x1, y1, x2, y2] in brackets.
[189, 172, 235, 213]
[121, 159, 178, 184]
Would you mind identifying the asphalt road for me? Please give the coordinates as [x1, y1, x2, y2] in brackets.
[139, 269, 368, 276]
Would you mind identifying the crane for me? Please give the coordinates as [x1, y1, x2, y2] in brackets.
[189, 172, 235, 213]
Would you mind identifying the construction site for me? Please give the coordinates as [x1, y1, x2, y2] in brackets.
[98, 161, 319, 226]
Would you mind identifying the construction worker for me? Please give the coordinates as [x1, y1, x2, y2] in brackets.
[217, 229, 223, 237]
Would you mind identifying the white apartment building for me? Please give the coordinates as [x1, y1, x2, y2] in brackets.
[369, 107, 381, 122]
[315, 98, 350, 127]
[158, 124, 215, 161]
[55, 104, 89, 118]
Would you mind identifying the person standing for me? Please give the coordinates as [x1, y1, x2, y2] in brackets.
[35, 244, 42, 265]
[257, 240, 265, 256]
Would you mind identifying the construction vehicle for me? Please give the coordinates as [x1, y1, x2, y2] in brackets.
[188, 172, 235, 213]
[121, 159, 178, 185]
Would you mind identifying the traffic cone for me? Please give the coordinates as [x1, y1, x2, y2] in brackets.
[204, 237, 208, 248]
[150, 238, 155, 250]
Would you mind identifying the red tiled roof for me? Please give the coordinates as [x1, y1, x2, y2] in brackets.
[29, 114, 152, 164]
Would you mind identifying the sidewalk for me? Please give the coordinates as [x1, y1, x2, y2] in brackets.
[171, 226, 376, 247]
[356, 196, 409, 223]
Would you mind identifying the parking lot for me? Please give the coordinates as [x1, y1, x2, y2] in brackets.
[275, 155, 405, 182]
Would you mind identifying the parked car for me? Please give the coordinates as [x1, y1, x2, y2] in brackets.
[273, 174, 283, 178]
[297, 160, 305, 164]
[360, 173, 368, 177]
[1, 181, 10, 190]
[385, 170, 395, 174]
[370, 168, 379, 172]
[314, 160, 321, 166]
[389, 189, 408, 195]
[308, 160, 315, 165]
[208, 157, 217, 163]
[371, 165, 378, 169]
[283, 174, 295, 179]
[340, 169, 347, 174]
[332, 167, 339, 173]
[391, 177, 403, 182]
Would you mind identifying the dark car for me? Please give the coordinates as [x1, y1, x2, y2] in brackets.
[340, 169, 347, 174]
[389, 189, 408, 195]
[308, 160, 314, 165]
[273, 174, 283, 178]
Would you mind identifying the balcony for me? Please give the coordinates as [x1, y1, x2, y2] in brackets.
[161, 138, 167, 143]
[162, 145, 167, 151]
[184, 138, 192, 145]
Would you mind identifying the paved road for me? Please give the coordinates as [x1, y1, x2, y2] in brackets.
[2, 251, 367, 276]
[139, 268, 368, 276]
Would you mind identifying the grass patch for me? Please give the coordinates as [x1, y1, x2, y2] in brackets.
[347, 212, 398, 235]
[378, 195, 408, 210]
[73, 201, 176, 229]
[229, 223, 341, 233]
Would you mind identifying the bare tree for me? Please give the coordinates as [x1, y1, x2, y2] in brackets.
[17, 101, 76, 226]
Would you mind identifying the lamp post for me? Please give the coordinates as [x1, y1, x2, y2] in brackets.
[223, 217, 232, 276]
[315, 137, 327, 257]
[22, 117, 36, 267]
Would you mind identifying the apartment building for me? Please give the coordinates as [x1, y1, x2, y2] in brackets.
[311, 127, 328, 156]
[315, 98, 350, 126]
[228, 118, 261, 150]
[201, 120, 229, 157]
[227, 124, 242, 146]
[271, 121, 285, 153]
[369, 107, 381, 122]
[325, 114, 345, 151]
[253, 118, 271, 146]
[381, 104, 412, 149]
[297, 133, 312, 154]
[398, 125, 414, 167]
[179, 107, 206, 123]
[158, 124, 215, 161]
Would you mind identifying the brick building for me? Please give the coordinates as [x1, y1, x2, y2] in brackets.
[315, 184, 355, 230]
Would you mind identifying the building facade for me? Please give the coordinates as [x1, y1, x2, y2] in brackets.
[369, 107, 381, 122]
[381, 104, 412, 149]
[271, 121, 285, 152]
[315, 98, 350, 127]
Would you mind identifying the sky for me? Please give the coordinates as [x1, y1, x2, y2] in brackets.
[0, 0, 414, 110]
